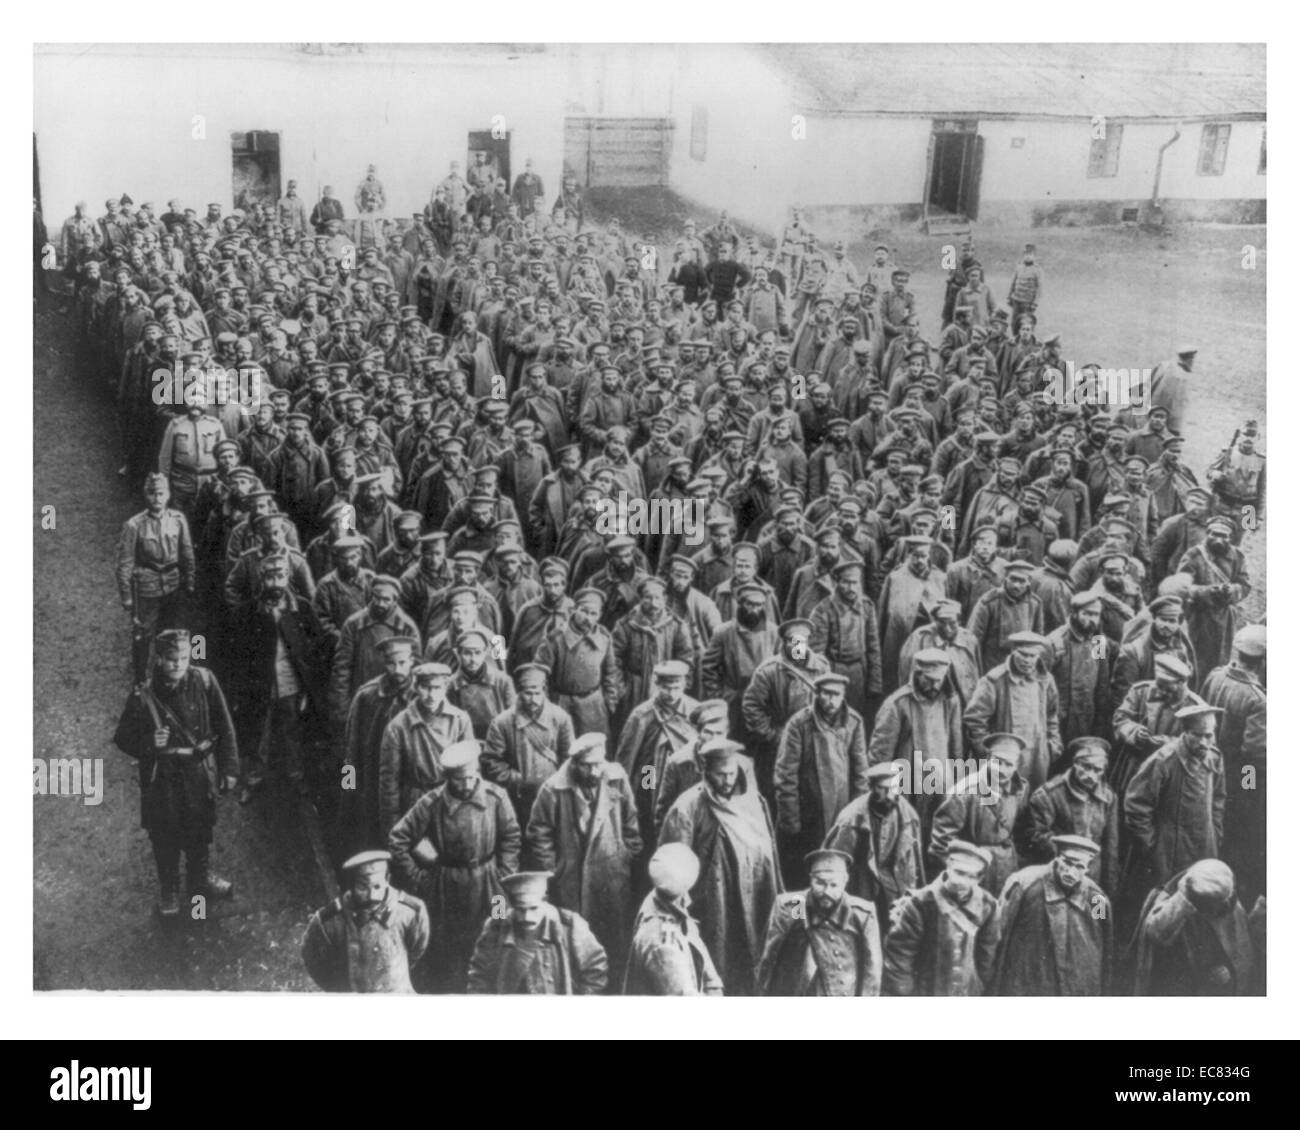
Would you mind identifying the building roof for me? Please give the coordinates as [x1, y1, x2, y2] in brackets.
[760, 43, 1265, 121]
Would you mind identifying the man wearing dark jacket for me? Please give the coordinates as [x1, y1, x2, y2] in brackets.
[231, 553, 328, 803]
[112, 629, 239, 918]
[705, 246, 751, 310]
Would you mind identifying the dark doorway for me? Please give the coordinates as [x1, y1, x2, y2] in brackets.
[467, 130, 511, 193]
[926, 126, 984, 220]
[230, 131, 281, 210]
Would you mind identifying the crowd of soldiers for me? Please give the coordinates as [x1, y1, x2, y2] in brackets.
[57, 167, 1267, 996]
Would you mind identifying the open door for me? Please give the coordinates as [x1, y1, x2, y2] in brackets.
[925, 121, 983, 223]
[467, 130, 511, 192]
[964, 134, 985, 221]
[230, 131, 281, 210]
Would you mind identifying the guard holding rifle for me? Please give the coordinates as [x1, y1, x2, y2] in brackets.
[112, 629, 239, 919]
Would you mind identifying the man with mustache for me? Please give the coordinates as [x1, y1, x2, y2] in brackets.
[1176, 514, 1251, 678]
[1110, 652, 1204, 802]
[968, 559, 1045, 673]
[809, 561, 883, 724]
[882, 840, 1000, 996]
[480, 662, 575, 828]
[536, 587, 620, 737]
[965, 631, 1061, 794]
[465, 869, 608, 996]
[774, 673, 869, 887]
[615, 658, 698, 849]
[658, 738, 782, 996]
[1020, 737, 1119, 893]
[1045, 591, 1115, 745]
[112, 629, 239, 918]
[756, 848, 881, 996]
[825, 760, 926, 928]
[389, 738, 520, 992]
[878, 534, 948, 691]
[232, 553, 329, 804]
[701, 581, 777, 739]
[1124, 704, 1225, 896]
[992, 834, 1111, 996]
[866, 646, 963, 844]
[302, 849, 429, 994]
[899, 598, 981, 706]
[525, 732, 642, 977]
[340, 635, 419, 853]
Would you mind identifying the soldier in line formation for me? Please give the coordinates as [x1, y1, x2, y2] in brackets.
[84, 179, 1265, 994]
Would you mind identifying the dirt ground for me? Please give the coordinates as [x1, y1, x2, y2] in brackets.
[33, 301, 318, 990]
[31, 198, 1265, 990]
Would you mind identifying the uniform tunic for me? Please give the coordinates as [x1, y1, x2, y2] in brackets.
[1020, 773, 1120, 892]
[756, 892, 882, 996]
[481, 700, 576, 827]
[1177, 543, 1251, 678]
[112, 666, 239, 844]
[448, 665, 517, 739]
[809, 592, 883, 719]
[882, 879, 1001, 996]
[623, 891, 724, 995]
[1046, 622, 1114, 744]
[301, 887, 429, 993]
[467, 903, 608, 995]
[115, 508, 195, 604]
[610, 609, 695, 723]
[967, 587, 1045, 672]
[388, 778, 521, 982]
[536, 623, 621, 736]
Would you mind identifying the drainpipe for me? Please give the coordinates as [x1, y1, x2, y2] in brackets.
[1146, 124, 1182, 228]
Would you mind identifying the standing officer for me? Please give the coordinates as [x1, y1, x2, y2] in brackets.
[115, 473, 196, 684]
[158, 397, 226, 520]
[301, 850, 429, 993]
[112, 629, 239, 918]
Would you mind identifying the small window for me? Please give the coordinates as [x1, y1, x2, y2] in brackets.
[1087, 123, 1122, 178]
[1197, 123, 1231, 176]
[1258, 125, 1266, 175]
[690, 105, 708, 162]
